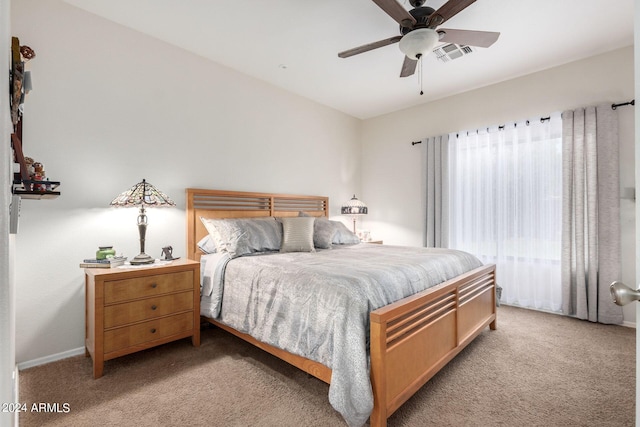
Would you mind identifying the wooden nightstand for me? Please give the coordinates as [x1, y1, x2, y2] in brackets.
[84, 258, 200, 378]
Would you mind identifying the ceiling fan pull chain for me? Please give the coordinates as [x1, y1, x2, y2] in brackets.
[417, 53, 424, 95]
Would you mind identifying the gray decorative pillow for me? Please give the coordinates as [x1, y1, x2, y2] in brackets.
[200, 217, 282, 258]
[298, 212, 336, 249]
[197, 235, 217, 254]
[312, 218, 336, 249]
[331, 220, 361, 245]
[280, 217, 316, 253]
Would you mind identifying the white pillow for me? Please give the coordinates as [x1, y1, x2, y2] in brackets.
[280, 217, 316, 253]
[197, 235, 217, 254]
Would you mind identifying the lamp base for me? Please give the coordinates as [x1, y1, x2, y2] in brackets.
[130, 253, 155, 265]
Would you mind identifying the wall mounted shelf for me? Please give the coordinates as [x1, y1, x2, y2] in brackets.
[12, 180, 61, 199]
[11, 132, 61, 200]
[9, 38, 60, 200]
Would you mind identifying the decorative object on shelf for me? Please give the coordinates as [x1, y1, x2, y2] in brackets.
[161, 246, 180, 261]
[358, 230, 372, 242]
[341, 194, 368, 233]
[10, 37, 35, 126]
[80, 256, 127, 269]
[96, 246, 116, 260]
[110, 179, 175, 265]
[11, 153, 61, 198]
[9, 38, 60, 200]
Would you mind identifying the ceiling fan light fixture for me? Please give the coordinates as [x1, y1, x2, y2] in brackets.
[399, 28, 439, 60]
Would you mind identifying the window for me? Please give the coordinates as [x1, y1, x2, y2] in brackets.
[448, 115, 563, 312]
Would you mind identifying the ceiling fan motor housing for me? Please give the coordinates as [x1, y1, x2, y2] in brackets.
[401, 6, 435, 34]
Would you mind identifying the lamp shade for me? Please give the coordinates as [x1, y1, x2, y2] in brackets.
[399, 28, 440, 60]
[110, 179, 175, 208]
[342, 194, 367, 234]
[341, 195, 368, 215]
[110, 179, 175, 265]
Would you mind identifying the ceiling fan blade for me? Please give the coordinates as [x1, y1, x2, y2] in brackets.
[371, 0, 416, 27]
[437, 28, 499, 48]
[427, 0, 477, 28]
[400, 56, 417, 77]
[338, 35, 402, 58]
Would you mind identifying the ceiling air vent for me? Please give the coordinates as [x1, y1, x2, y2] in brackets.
[433, 43, 473, 63]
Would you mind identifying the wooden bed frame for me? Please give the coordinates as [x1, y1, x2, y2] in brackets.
[186, 188, 497, 427]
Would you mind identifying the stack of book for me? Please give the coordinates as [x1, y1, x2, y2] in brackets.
[80, 256, 127, 268]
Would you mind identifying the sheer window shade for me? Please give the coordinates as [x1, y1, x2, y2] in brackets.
[448, 115, 563, 312]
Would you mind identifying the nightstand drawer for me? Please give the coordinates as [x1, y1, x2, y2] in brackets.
[103, 311, 194, 354]
[104, 291, 194, 329]
[104, 270, 193, 304]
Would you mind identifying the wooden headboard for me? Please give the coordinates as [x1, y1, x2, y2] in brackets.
[185, 188, 329, 261]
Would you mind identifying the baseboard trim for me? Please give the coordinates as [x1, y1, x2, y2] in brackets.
[17, 347, 85, 370]
[501, 303, 636, 328]
[622, 320, 637, 328]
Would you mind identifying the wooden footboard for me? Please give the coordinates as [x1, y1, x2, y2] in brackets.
[369, 264, 496, 427]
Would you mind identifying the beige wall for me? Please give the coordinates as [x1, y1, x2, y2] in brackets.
[361, 46, 635, 323]
[11, 0, 362, 364]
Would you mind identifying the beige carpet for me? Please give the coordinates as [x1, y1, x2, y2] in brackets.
[19, 305, 635, 426]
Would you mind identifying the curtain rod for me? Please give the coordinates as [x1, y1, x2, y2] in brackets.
[411, 116, 551, 145]
[412, 99, 635, 146]
[612, 99, 634, 110]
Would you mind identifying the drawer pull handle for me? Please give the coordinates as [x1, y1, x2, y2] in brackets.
[151, 305, 157, 310]
[150, 328, 157, 334]
[151, 283, 157, 289]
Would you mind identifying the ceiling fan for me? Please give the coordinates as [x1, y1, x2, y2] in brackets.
[338, 0, 500, 79]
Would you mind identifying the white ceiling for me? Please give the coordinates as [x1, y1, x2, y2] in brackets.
[63, 0, 634, 119]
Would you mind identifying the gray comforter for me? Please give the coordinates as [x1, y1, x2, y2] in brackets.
[200, 243, 482, 427]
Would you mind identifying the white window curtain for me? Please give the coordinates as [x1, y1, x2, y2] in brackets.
[561, 105, 622, 324]
[448, 115, 563, 312]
